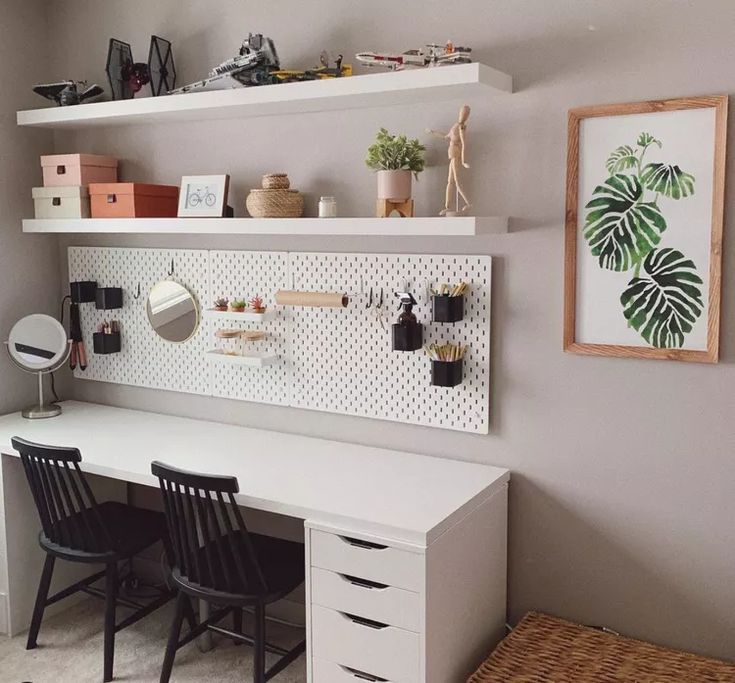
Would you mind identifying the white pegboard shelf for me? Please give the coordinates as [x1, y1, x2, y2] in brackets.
[22, 216, 507, 236]
[205, 350, 279, 367]
[204, 308, 275, 322]
[17, 63, 512, 129]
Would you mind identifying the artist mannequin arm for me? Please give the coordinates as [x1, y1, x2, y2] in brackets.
[425, 128, 449, 139]
[459, 126, 469, 168]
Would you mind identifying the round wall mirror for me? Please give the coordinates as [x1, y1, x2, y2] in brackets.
[5, 314, 70, 419]
[146, 281, 199, 343]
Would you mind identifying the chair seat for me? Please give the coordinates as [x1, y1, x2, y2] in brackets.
[40, 501, 168, 563]
[172, 532, 305, 605]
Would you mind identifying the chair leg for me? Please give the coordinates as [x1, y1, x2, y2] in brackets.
[233, 607, 243, 646]
[182, 594, 197, 632]
[104, 562, 118, 682]
[26, 554, 55, 650]
[160, 592, 187, 683]
[253, 604, 266, 683]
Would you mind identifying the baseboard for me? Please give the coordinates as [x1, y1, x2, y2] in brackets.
[131, 556, 305, 628]
[0, 591, 8, 635]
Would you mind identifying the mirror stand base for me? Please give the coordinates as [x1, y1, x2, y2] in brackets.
[22, 404, 62, 420]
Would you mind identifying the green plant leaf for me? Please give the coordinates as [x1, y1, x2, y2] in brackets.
[620, 247, 703, 348]
[584, 174, 667, 271]
[605, 145, 638, 174]
[637, 132, 662, 148]
[640, 163, 695, 199]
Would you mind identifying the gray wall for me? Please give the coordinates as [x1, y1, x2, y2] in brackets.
[0, 0, 59, 414]
[37, 0, 735, 660]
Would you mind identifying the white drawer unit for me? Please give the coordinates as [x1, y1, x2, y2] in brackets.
[312, 658, 407, 682]
[311, 566, 421, 633]
[310, 529, 424, 592]
[311, 605, 420, 682]
[306, 485, 508, 683]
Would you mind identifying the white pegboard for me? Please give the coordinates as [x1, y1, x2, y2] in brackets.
[289, 253, 491, 433]
[68, 248, 491, 433]
[209, 250, 290, 406]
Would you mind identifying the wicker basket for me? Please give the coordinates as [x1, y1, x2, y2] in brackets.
[262, 173, 290, 189]
[468, 612, 735, 682]
[246, 188, 304, 218]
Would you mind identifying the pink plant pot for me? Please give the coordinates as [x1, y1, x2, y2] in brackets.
[377, 170, 412, 201]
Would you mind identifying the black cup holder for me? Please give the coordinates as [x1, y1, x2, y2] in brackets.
[432, 295, 464, 323]
[392, 323, 423, 352]
[431, 359, 463, 387]
[95, 287, 123, 310]
[93, 332, 121, 355]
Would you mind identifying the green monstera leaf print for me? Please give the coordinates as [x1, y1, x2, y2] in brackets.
[636, 132, 661, 149]
[584, 174, 667, 271]
[640, 163, 695, 199]
[606, 145, 638, 174]
[620, 247, 704, 348]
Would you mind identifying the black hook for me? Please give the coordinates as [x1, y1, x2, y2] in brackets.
[366, 287, 373, 309]
[168, 258, 175, 276]
[133, 283, 141, 300]
[377, 287, 384, 309]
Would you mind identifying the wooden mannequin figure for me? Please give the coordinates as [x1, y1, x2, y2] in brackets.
[428, 104, 471, 215]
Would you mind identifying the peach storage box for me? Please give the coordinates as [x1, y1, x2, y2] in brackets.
[32, 186, 90, 219]
[89, 183, 179, 218]
[41, 154, 118, 188]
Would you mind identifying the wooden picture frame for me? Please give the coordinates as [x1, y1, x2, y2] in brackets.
[564, 95, 727, 362]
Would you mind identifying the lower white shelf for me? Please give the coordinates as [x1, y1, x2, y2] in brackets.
[21, 216, 507, 236]
[205, 349, 279, 367]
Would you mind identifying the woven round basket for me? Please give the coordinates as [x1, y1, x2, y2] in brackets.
[246, 188, 304, 218]
[262, 173, 290, 190]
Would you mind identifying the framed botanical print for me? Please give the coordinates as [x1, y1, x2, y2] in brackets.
[564, 95, 727, 362]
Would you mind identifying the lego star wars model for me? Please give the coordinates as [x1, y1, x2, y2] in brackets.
[32, 81, 104, 107]
[170, 33, 280, 94]
[356, 41, 472, 71]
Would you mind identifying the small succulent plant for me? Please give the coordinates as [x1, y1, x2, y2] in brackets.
[213, 297, 229, 310]
[230, 299, 248, 311]
[250, 295, 266, 312]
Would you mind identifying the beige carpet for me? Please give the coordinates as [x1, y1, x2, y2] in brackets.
[0, 597, 306, 682]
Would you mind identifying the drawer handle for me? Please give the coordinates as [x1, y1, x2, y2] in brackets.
[56, 164, 66, 174]
[341, 574, 389, 590]
[52, 197, 61, 206]
[342, 612, 389, 630]
[107, 194, 117, 203]
[339, 535, 388, 550]
[340, 665, 388, 682]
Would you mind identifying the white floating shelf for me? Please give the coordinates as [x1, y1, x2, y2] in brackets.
[21, 216, 507, 236]
[205, 350, 278, 367]
[204, 309, 275, 322]
[17, 63, 512, 129]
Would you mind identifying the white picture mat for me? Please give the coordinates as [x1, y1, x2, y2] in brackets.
[575, 107, 716, 350]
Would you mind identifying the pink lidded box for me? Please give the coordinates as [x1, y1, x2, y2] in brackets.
[40, 153, 118, 187]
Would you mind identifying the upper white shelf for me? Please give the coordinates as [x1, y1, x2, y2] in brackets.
[17, 63, 512, 129]
[22, 216, 507, 236]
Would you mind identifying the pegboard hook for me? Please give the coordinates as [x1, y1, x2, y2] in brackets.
[366, 287, 373, 309]
[133, 282, 141, 300]
[168, 258, 175, 277]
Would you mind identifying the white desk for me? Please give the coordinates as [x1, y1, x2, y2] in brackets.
[0, 401, 509, 682]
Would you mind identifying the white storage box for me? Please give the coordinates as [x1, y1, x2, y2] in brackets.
[32, 186, 90, 219]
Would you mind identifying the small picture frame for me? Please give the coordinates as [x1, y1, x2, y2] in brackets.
[178, 174, 230, 217]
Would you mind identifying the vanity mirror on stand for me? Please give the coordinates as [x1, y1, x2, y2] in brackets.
[4, 314, 71, 419]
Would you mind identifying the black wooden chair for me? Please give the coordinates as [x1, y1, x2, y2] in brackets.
[151, 461, 306, 683]
[12, 437, 176, 682]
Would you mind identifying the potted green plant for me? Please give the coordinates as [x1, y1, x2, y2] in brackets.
[365, 128, 426, 202]
[230, 298, 248, 313]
